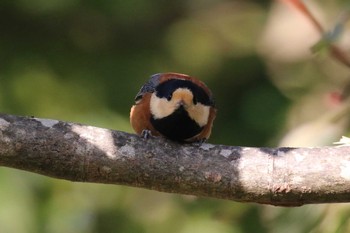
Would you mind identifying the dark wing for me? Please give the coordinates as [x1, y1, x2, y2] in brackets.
[134, 74, 162, 103]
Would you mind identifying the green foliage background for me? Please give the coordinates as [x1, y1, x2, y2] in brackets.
[1, 1, 350, 232]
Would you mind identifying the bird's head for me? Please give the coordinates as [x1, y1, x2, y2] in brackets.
[150, 78, 211, 127]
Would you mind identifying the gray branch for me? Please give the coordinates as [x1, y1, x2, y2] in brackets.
[0, 113, 350, 206]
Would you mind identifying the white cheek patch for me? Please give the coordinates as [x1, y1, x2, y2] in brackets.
[150, 92, 210, 127]
[150, 94, 176, 119]
[188, 104, 210, 127]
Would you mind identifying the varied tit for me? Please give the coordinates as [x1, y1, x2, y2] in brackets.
[130, 73, 216, 142]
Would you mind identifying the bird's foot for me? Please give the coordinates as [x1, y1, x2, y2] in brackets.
[141, 129, 153, 139]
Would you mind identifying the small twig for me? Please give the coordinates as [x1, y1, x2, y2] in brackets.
[279, 0, 350, 67]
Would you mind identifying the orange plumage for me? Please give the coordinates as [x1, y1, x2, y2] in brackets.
[130, 73, 216, 142]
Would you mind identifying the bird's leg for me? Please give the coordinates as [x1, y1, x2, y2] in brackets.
[141, 129, 153, 139]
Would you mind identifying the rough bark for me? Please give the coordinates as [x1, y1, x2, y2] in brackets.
[0, 113, 350, 206]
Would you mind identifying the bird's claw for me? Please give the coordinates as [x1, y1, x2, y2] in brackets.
[192, 138, 207, 146]
[141, 129, 153, 139]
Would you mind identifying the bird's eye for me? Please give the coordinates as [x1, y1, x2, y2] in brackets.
[135, 94, 143, 104]
[166, 94, 172, 101]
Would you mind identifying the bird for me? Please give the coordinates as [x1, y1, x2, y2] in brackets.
[130, 73, 216, 143]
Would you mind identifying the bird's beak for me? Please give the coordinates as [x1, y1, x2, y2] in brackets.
[176, 100, 186, 108]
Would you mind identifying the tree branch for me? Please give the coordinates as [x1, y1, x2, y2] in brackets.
[0, 113, 350, 206]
